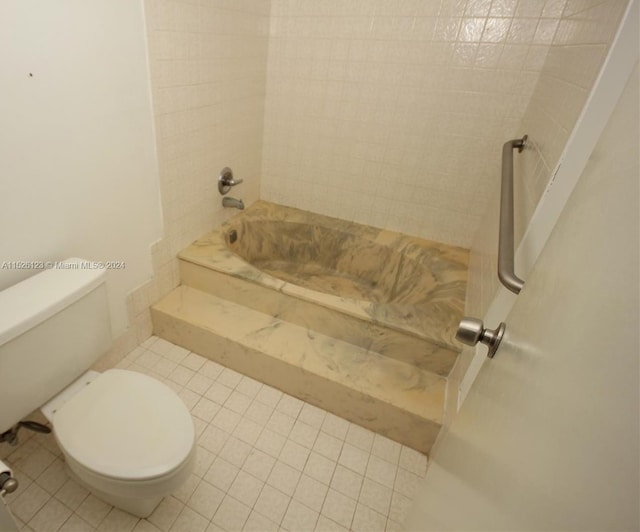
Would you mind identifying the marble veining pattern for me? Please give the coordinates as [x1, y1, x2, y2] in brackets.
[180, 201, 468, 351]
[179, 263, 457, 377]
[163, 201, 469, 453]
[152, 287, 444, 453]
[156, 287, 445, 423]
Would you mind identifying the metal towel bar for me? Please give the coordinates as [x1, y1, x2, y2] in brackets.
[498, 135, 527, 294]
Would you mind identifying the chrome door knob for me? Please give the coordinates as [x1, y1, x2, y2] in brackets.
[456, 317, 506, 358]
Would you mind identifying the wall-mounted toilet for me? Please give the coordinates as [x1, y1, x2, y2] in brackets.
[0, 259, 195, 517]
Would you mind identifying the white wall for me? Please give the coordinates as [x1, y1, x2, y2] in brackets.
[0, 1, 163, 335]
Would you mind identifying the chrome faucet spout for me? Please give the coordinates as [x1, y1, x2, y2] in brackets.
[222, 197, 244, 210]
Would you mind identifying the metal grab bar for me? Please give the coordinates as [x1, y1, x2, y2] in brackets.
[498, 135, 527, 294]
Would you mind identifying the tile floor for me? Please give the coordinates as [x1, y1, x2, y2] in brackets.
[2, 336, 427, 532]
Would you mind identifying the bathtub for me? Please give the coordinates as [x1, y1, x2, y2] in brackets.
[178, 201, 469, 377]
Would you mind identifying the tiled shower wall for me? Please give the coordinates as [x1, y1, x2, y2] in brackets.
[144, 0, 271, 256]
[260, 0, 568, 247]
[465, 0, 629, 325]
[108, 0, 628, 372]
[515, 0, 631, 239]
[454, 0, 630, 402]
[103, 0, 272, 360]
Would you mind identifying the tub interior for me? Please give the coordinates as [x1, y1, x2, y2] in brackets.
[228, 220, 445, 305]
[181, 201, 469, 349]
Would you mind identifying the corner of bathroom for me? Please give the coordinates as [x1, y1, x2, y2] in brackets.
[1, 0, 636, 531]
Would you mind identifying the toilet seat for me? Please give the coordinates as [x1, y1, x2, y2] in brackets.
[53, 369, 195, 481]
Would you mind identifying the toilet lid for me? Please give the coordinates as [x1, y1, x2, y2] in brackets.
[53, 369, 195, 481]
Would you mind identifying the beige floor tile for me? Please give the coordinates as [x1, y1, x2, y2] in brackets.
[75, 495, 111, 528]
[227, 471, 264, 507]
[169, 507, 208, 532]
[58, 514, 96, 532]
[253, 485, 290, 524]
[97, 507, 139, 532]
[304, 453, 336, 486]
[147, 496, 184, 532]
[28, 498, 72, 532]
[243, 510, 279, 532]
[186, 480, 224, 520]
[293, 474, 329, 512]
[358, 478, 392, 516]
[282, 499, 319, 532]
[211, 496, 251, 531]
[6, 338, 423, 532]
[320, 488, 357, 529]
[351, 503, 386, 532]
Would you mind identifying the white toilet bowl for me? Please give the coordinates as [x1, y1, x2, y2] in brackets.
[42, 369, 195, 518]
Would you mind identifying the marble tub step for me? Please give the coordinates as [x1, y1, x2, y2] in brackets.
[152, 286, 445, 454]
[180, 260, 459, 377]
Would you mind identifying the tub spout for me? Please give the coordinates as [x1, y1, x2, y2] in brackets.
[222, 197, 244, 210]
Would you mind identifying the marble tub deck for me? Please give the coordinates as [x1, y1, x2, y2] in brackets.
[153, 201, 469, 454]
[180, 201, 469, 352]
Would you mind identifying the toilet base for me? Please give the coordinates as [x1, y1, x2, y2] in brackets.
[66, 465, 162, 518]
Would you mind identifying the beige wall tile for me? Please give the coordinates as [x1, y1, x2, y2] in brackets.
[460, 0, 628, 384]
[126, 0, 627, 374]
[260, 0, 572, 247]
[121, 0, 271, 345]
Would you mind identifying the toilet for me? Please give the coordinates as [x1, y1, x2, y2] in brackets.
[0, 258, 195, 517]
